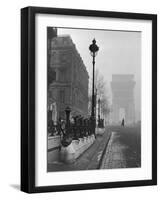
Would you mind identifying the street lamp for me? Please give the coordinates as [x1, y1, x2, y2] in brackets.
[89, 39, 99, 134]
[65, 106, 71, 124]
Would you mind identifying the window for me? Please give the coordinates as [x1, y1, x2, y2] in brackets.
[50, 51, 59, 65]
[59, 90, 65, 103]
[61, 69, 66, 82]
[53, 70, 56, 81]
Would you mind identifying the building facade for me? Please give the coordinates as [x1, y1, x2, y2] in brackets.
[48, 32, 89, 121]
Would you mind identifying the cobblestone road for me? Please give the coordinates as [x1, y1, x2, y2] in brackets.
[100, 132, 127, 169]
[100, 125, 141, 169]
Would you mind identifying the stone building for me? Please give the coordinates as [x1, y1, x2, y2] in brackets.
[48, 33, 89, 121]
[111, 74, 135, 124]
[47, 27, 58, 123]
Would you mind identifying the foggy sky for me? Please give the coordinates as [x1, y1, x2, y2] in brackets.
[58, 28, 141, 120]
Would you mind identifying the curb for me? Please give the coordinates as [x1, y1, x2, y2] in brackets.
[97, 131, 112, 169]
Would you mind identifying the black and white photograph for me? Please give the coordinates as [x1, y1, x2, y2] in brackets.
[47, 27, 141, 172]
[20, 7, 157, 193]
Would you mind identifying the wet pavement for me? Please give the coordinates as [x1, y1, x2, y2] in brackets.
[48, 128, 111, 172]
[100, 125, 141, 169]
[48, 125, 141, 172]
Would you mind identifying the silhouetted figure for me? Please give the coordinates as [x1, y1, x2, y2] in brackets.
[121, 118, 125, 127]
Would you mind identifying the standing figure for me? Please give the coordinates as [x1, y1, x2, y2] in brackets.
[121, 118, 125, 127]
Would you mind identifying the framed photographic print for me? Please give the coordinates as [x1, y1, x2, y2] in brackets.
[21, 6, 157, 193]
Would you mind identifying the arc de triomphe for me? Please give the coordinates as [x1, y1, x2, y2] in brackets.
[111, 74, 135, 124]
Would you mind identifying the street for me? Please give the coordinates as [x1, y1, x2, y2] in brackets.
[101, 124, 141, 169]
[48, 124, 141, 172]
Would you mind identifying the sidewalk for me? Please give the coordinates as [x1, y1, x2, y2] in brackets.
[47, 128, 111, 172]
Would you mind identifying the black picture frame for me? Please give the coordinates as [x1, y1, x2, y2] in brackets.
[21, 6, 157, 193]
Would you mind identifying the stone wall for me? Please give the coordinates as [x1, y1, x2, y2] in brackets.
[47, 135, 61, 163]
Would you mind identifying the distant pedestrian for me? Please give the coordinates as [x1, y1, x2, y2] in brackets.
[121, 118, 125, 127]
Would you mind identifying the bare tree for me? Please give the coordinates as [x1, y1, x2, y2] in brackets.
[88, 69, 110, 121]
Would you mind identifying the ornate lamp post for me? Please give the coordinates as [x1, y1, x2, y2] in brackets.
[65, 106, 71, 124]
[89, 39, 99, 134]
